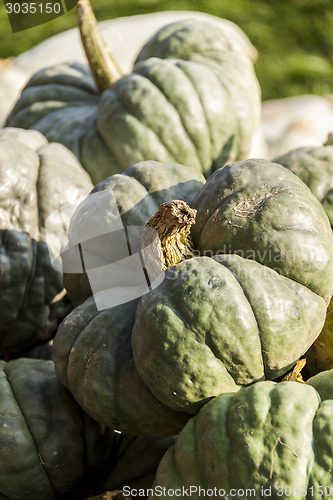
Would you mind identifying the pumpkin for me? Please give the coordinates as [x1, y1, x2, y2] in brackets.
[6, 0, 261, 184]
[131, 158, 333, 413]
[0, 127, 93, 356]
[274, 142, 333, 374]
[54, 160, 205, 436]
[0, 357, 116, 500]
[62, 159, 206, 307]
[53, 158, 333, 435]
[148, 376, 333, 498]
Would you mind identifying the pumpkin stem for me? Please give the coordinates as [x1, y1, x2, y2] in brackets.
[142, 200, 197, 270]
[282, 358, 306, 383]
[77, 0, 122, 93]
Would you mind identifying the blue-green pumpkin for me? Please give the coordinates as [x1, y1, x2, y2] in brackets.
[0, 127, 93, 356]
[53, 158, 333, 437]
[275, 142, 333, 374]
[149, 371, 333, 498]
[6, 0, 261, 184]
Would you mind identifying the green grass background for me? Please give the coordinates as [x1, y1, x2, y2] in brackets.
[0, 0, 332, 101]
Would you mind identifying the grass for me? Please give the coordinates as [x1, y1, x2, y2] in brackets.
[0, 0, 332, 100]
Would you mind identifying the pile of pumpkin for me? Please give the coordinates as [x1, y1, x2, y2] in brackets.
[1, 0, 333, 498]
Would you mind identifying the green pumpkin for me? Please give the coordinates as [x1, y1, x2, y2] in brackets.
[132, 159, 333, 413]
[149, 377, 333, 498]
[275, 144, 333, 374]
[6, 0, 260, 184]
[0, 358, 116, 500]
[0, 127, 93, 356]
[62, 159, 206, 306]
[53, 158, 333, 435]
[54, 160, 205, 436]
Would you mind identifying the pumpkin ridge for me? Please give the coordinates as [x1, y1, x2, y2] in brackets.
[0, 235, 39, 347]
[65, 306, 102, 391]
[34, 103, 98, 134]
[168, 259, 260, 386]
[134, 61, 207, 172]
[172, 59, 214, 172]
[117, 71, 201, 167]
[214, 260, 265, 378]
[9, 84, 99, 119]
[2, 363, 56, 493]
[65, 105, 101, 162]
[194, 56, 257, 156]
[100, 83, 179, 167]
[198, 56, 243, 145]
[82, 115, 115, 168]
[31, 104, 98, 159]
[15, 239, 38, 326]
[23, 62, 98, 94]
[176, 60, 215, 169]
[11, 102, 97, 137]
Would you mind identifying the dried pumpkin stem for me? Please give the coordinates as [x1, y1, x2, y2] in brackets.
[142, 200, 197, 270]
[282, 358, 306, 383]
[77, 0, 122, 93]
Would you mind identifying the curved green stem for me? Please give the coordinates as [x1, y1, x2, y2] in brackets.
[77, 0, 122, 93]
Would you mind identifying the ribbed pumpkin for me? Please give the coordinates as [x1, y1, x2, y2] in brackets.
[6, 0, 261, 184]
[0, 358, 115, 500]
[275, 142, 333, 374]
[0, 127, 93, 356]
[53, 158, 333, 436]
[54, 160, 205, 436]
[149, 374, 333, 498]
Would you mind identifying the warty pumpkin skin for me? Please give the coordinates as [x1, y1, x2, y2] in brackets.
[148, 378, 333, 499]
[0, 127, 93, 356]
[0, 358, 115, 500]
[6, 9, 261, 184]
[54, 158, 333, 434]
[274, 144, 333, 374]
